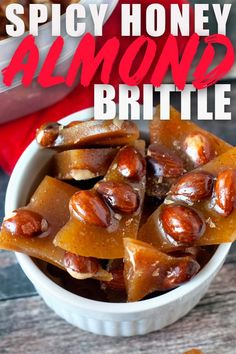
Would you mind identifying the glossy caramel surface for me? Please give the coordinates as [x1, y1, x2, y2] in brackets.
[39, 119, 139, 150]
[51, 148, 117, 180]
[150, 106, 231, 168]
[54, 146, 146, 259]
[123, 238, 199, 302]
[0, 176, 78, 267]
[139, 148, 236, 251]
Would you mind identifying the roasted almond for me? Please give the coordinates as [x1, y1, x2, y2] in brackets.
[96, 181, 139, 214]
[2, 209, 49, 238]
[163, 257, 200, 289]
[101, 269, 125, 291]
[147, 144, 184, 178]
[160, 205, 205, 244]
[36, 122, 61, 147]
[170, 171, 214, 203]
[183, 132, 215, 167]
[70, 190, 111, 227]
[64, 252, 99, 279]
[117, 146, 146, 180]
[214, 169, 236, 217]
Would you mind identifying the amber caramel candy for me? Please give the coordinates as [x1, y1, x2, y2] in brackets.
[150, 106, 230, 165]
[147, 106, 231, 199]
[36, 119, 139, 150]
[0, 176, 78, 268]
[0, 176, 112, 281]
[139, 148, 236, 251]
[51, 148, 117, 180]
[123, 238, 200, 302]
[54, 145, 146, 259]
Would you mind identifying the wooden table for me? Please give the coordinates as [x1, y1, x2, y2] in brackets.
[0, 86, 236, 353]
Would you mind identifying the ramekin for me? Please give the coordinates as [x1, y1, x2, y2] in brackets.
[5, 107, 232, 337]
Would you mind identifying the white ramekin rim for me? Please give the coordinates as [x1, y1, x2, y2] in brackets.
[5, 106, 232, 316]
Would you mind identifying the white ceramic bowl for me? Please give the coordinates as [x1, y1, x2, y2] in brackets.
[5, 107, 231, 337]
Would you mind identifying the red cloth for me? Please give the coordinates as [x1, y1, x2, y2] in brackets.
[0, 0, 189, 175]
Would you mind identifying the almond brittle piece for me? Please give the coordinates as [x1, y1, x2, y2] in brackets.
[63, 252, 112, 281]
[123, 238, 200, 302]
[139, 148, 236, 251]
[0, 176, 112, 281]
[51, 148, 117, 180]
[36, 119, 139, 149]
[147, 106, 231, 199]
[0, 176, 77, 268]
[150, 105, 230, 169]
[53, 144, 146, 259]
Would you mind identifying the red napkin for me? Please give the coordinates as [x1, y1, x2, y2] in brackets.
[0, 0, 189, 175]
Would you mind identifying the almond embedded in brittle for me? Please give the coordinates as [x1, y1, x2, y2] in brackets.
[51, 148, 117, 180]
[70, 190, 111, 228]
[36, 119, 139, 150]
[53, 143, 146, 259]
[183, 132, 216, 168]
[117, 145, 146, 180]
[2, 210, 49, 238]
[123, 238, 200, 302]
[0, 176, 78, 268]
[214, 169, 236, 217]
[139, 148, 236, 251]
[147, 106, 230, 200]
[95, 181, 139, 214]
[63, 252, 112, 281]
[160, 204, 205, 244]
[170, 172, 214, 204]
[36, 122, 62, 147]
